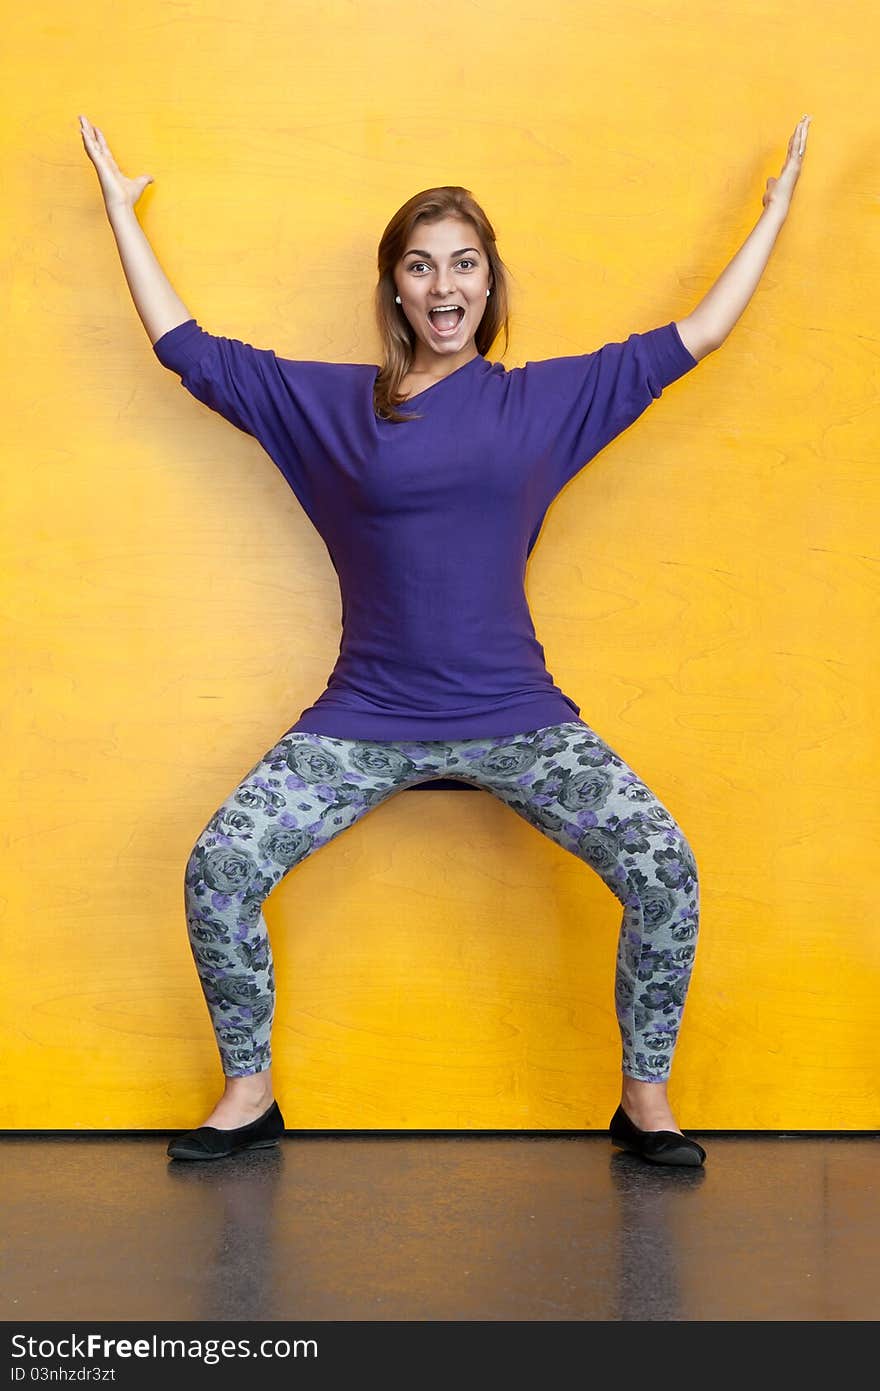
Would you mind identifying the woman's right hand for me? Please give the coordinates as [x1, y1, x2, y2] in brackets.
[78, 115, 154, 213]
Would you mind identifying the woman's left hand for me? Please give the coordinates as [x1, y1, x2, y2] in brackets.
[762, 115, 812, 217]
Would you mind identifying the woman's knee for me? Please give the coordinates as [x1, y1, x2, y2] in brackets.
[183, 810, 265, 903]
[621, 815, 699, 945]
[658, 821, 698, 890]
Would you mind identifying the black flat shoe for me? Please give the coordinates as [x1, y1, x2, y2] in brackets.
[167, 1099, 285, 1161]
[609, 1103, 706, 1167]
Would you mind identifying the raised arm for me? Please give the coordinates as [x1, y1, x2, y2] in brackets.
[78, 114, 192, 345]
[676, 115, 812, 362]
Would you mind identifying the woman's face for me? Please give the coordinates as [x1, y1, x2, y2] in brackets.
[393, 215, 492, 368]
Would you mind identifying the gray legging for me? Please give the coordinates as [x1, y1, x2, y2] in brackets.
[183, 720, 699, 1083]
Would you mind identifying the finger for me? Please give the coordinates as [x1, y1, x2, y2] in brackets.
[94, 126, 116, 165]
[798, 114, 811, 155]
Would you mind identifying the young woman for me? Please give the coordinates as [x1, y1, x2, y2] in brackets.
[79, 113, 810, 1166]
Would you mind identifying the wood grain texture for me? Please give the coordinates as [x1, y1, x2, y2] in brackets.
[3, 0, 877, 1128]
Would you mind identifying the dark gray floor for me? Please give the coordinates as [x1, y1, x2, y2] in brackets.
[2, 1135, 878, 1321]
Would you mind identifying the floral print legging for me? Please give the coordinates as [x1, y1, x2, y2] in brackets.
[182, 719, 700, 1083]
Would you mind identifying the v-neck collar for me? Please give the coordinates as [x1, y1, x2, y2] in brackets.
[394, 353, 486, 407]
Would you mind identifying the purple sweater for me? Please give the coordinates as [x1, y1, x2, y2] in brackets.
[153, 318, 698, 740]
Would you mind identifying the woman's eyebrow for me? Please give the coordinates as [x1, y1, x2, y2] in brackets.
[403, 247, 481, 258]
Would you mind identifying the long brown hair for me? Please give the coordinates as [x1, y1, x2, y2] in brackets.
[372, 186, 511, 424]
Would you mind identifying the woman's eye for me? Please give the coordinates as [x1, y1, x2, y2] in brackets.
[409, 260, 475, 273]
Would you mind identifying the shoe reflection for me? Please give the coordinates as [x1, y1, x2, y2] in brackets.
[165, 1141, 285, 1319]
[608, 1147, 706, 1319]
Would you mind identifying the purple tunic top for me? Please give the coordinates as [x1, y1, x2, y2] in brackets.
[153, 317, 697, 740]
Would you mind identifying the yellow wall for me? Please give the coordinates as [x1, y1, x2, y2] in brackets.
[3, 1, 877, 1129]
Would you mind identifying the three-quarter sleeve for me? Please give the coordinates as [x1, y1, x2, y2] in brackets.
[521, 320, 699, 500]
[153, 317, 313, 442]
[152, 318, 369, 525]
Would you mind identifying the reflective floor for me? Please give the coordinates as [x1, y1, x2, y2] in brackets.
[2, 1134, 878, 1321]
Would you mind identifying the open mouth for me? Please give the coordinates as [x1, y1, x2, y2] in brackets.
[427, 306, 465, 336]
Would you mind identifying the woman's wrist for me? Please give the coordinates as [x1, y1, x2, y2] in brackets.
[105, 199, 138, 225]
[760, 199, 789, 229]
